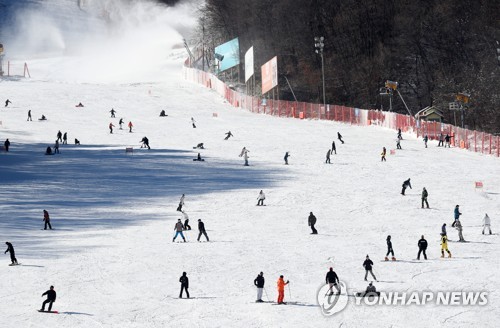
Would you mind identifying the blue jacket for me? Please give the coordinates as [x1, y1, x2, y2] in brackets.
[454, 207, 461, 220]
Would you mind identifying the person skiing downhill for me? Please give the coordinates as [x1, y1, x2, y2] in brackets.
[43, 210, 52, 230]
[401, 178, 412, 195]
[27, 110, 32, 121]
[239, 147, 249, 166]
[56, 131, 62, 142]
[179, 272, 189, 298]
[363, 255, 377, 281]
[224, 131, 233, 140]
[455, 220, 465, 242]
[421, 187, 429, 208]
[438, 133, 444, 147]
[325, 267, 340, 295]
[40, 286, 56, 312]
[440, 233, 451, 258]
[325, 149, 331, 164]
[197, 219, 209, 242]
[452, 205, 462, 227]
[109, 123, 115, 134]
[385, 235, 395, 261]
[119, 118, 124, 129]
[397, 129, 402, 140]
[191, 117, 196, 128]
[337, 132, 344, 144]
[381, 147, 386, 161]
[423, 135, 428, 148]
[482, 214, 492, 235]
[257, 190, 265, 206]
[277, 275, 289, 304]
[5, 99, 12, 107]
[417, 235, 428, 260]
[331, 141, 337, 154]
[284, 152, 290, 165]
[177, 194, 185, 212]
[173, 219, 186, 242]
[308, 212, 318, 234]
[110, 108, 116, 118]
[396, 138, 402, 150]
[141, 137, 150, 149]
[62, 132, 67, 145]
[4, 139, 10, 152]
[4, 242, 18, 265]
[128, 121, 133, 133]
[54, 140, 60, 154]
[182, 211, 191, 230]
[254, 272, 265, 302]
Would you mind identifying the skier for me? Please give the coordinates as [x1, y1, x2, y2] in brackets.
[401, 178, 412, 195]
[482, 213, 492, 235]
[440, 233, 451, 258]
[445, 134, 451, 148]
[441, 223, 447, 236]
[4, 242, 18, 265]
[452, 205, 462, 227]
[128, 121, 133, 133]
[197, 219, 209, 242]
[277, 275, 289, 304]
[224, 131, 233, 140]
[140, 137, 150, 149]
[119, 118, 124, 129]
[56, 131, 62, 142]
[381, 147, 386, 162]
[325, 149, 331, 164]
[182, 211, 191, 230]
[54, 140, 60, 154]
[43, 210, 52, 230]
[4, 139, 10, 152]
[455, 220, 465, 242]
[397, 129, 402, 140]
[40, 286, 56, 312]
[191, 117, 196, 128]
[331, 141, 336, 154]
[62, 132, 67, 145]
[109, 123, 115, 134]
[337, 132, 344, 144]
[74, 139, 80, 145]
[257, 190, 265, 206]
[417, 235, 428, 260]
[385, 235, 396, 261]
[5, 99, 11, 107]
[423, 135, 428, 148]
[396, 138, 402, 150]
[438, 133, 444, 147]
[239, 147, 249, 166]
[363, 255, 377, 281]
[177, 194, 185, 212]
[110, 108, 116, 118]
[172, 219, 186, 242]
[308, 212, 318, 234]
[421, 187, 429, 208]
[179, 272, 189, 298]
[284, 151, 290, 165]
[254, 272, 265, 302]
[325, 267, 340, 295]
[27, 110, 32, 121]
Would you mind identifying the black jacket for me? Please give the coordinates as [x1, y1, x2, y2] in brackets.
[308, 214, 317, 225]
[418, 238, 428, 249]
[326, 271, 339, 284]
[5, 242, 14, 255]
[387, 239, 393, 250]
[254, 275, 265, 288]
[198, 221, 206, 232]
[403, 179, 412, 188]
[43, 290, 56, 301]
[363, 259, 373, 270]
[179, 275, 189, 287]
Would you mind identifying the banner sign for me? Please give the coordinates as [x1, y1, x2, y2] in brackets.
[214, 37, 240, 72]
[244, 46, 254, 82]
[261, 56, 278, 94]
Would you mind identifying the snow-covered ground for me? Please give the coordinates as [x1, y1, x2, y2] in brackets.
[1, 2, 500, 328]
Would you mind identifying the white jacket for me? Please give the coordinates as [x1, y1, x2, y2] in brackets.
[257, 192, 265, 200]
[483, 214, 491, 226]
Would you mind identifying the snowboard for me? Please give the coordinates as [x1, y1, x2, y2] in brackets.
[37, 310, 58, 314]
[8, 263, 21, 266]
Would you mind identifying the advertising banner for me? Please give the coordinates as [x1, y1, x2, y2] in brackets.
[244, 46, 254, 82]
[214, 37, 240, 72]
[261, 56, 278, 94]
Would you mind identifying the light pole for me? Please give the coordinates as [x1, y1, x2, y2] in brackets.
[314, 36, 326, 109]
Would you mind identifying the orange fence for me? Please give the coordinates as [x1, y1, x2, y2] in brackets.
[183, 64, 500, 157]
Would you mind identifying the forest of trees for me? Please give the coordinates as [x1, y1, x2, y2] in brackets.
[192, 0, 499, 133]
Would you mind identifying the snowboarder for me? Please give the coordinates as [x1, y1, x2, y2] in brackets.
[43, 210, 52, 230]
[56, 131, 62, 142]
[452, 205, 462, 227]
[119, 118, 124, 129]
[421, 187, 429, 208]
[257, 190, 265, 206]
[4, 242, 18, 265]
[397, 129, 402, 140]
[358, 282, 380, 297]
[423, 135, 428, 148]
[254, 272, 265, 302]
[482, 214, 492, 235]
[197, 219, 209, 242]
[74, 139, 80, 145]
[75, 102, 84, 107]
[182, 211, 191, 230]
[40, 286, 56, 312]
[54, 140, 60, 154]
[173, 219, 186, 242]
[308, 212, 318, 234]
[396, 138, 402, 150]
[325, 267, 340, 295]
[110, 108, 116, 118]
[159, 110, 167, 117]
[438, 133, 444, 147]
[194, 143, 204, 149]
[128, 121, 133, 133]
[239, 147, 249, 166]
[455, 220, 465, 242]
[385, 235, 395, 261]
[4, 139, 10, 152]
[381, 147, 386, 162]
[337, 132, 344, 144]
[27, 110, 32, 121]
[193, 153, 204, 161]
[45, 147, 53, 155]
[325, 149, 331, 164]
[5, 99, 11, 107]
[331, 141, 336, 154]
[401, 178, 412, 195]
[191, 117, 196, 128]
[62, 132, 67, 145]
[179, 272, 189, 298]
[440, 233, 451, 258]
[363, 255, 377, 281]
[224, 131, 233, 140]
[441, 223, 447, 236]
[140, 137, 150, 149]
[445, 134, 451, 148]
[109, 123, 115, 134]
[39, 115, 47, 121]
[417, 235, 428, 260]
[284, 151, 290, 165]
[277, 275, 289, 304]
[177, 194, 185, 212]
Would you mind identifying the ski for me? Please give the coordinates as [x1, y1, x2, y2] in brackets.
[37, 310, 58, 314]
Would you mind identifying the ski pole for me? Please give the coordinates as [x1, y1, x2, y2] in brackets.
[263, 287, 270, 302]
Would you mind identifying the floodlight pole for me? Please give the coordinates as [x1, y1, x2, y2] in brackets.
[315, 36, 326, 109]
